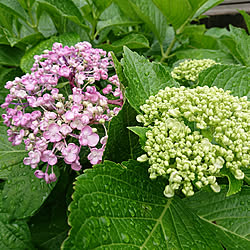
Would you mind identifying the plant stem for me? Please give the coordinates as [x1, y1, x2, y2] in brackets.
[160, 37, 177, 63]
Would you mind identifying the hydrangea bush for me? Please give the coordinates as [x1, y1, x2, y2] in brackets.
[0, 0, 250, 249]
[136, 86, 249, 197]
[1, 42, 123, 183]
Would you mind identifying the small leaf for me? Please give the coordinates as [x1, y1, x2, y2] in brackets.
[104, 102, 143, 163]
[38, 11, 57, 38]
[238, 10, 250, 34]
[153, 0, 223, 33]
[0, 45, 24, 66]
[123, 47, 179, 113]
[128, 126, 150, 148]
[96, 3, 141, 34]
[20, 33, 81, 73]
[37, 0, 85, 28]
[98, 33, 149, 54]
[220, 25, 250, 66]
[220, 167, 243, 196]
[115, 0, 168, 44]
[0, 0, 29, 20]
[198, 64, 250, 98]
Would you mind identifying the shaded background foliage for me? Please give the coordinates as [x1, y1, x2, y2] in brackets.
[0, 0, 249, 249]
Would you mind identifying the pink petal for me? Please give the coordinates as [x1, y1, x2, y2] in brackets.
[48, 155, 57, 165]
[79, 137, 88, 146]
[65, 153, 77, 163]
[71, 162, 82, 171]
[81, 125, 92, 136]
[87, 133, 99, 147]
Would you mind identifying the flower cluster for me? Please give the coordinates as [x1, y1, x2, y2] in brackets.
[1, 42, 123, 183]
[136, 86, 249, 197]
[171, 59, 217, 82]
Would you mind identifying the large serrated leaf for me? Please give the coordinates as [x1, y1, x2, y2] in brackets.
[123, 47, 179, 113]
[62, 160, 249, 249]
[153, 0, 223, 33]
[185, 186, 250, 243]
[198, 64, 250, 98]
[20, 33, 81, 73]
[104, 101, 143, 163]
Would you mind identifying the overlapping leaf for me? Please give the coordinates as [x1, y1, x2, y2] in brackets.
[198, 64, 250, 98]
[153, 0, 223, 33]
[62, 160, 249, 249]
[123, 47, 179, 113]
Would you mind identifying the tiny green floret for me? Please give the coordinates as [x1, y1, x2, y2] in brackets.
[171, 59, 217, 82]
[137, 86, 249, 198]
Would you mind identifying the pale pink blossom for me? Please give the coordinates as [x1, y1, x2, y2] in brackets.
[79, 126, 99, 147]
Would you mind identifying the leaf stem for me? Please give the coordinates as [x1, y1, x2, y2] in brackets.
[160, 36, 177, 63]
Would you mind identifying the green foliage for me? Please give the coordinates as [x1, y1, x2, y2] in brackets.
[198, 64, 250, 98]
[0, 0, 249, 248]
[123, 47, 179, 113]
[63, 161, 250, 249]
[104, 102, 143, 163]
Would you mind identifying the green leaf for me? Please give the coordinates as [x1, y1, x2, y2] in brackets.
[20, 33, 81, 73]
[37, 0, 85, 28]
[242, 168, 250, 185]
[238, 10, 250, 34]
[127, 126, 150, 148]
[0, 214, 33, 249]
[0, 0, 29, 21]
[98, 33, 149, 54]
[198, 64, 250, 98]
[0, 45, 24, 66]
[185, 186, 250, 245]
[175, 48, 237, 64]
[104, 101, 143, 163]
[221, 168, 243, 196]
[115, 0, 168, 44]
[62, 160, 247, 249]
[220, 25, 250, 66]
[0, 123, 57, 220]
[111, 52, 128, 88]
[152, 0, 223, 33]
[38, 11, 57, 38]
[123, 47, 179, 113]
[96, 3, 141, 34]
[1, 163, 58, 220]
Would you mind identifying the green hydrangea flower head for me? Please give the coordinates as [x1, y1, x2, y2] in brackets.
[136, 86, 249, 198]
[171, 59, 217, 82]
